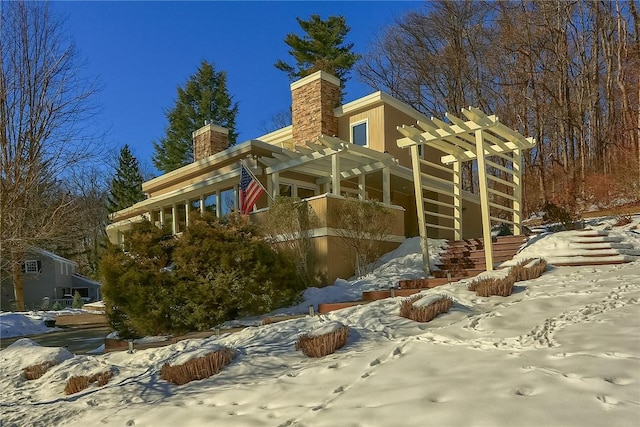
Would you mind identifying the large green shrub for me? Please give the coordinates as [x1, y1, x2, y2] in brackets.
[174, 214, 304, 330]
[100, 214, 304, 337]
[100, 221, 188, 338]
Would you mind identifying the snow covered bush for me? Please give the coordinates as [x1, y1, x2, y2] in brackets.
[399, 295, 453, 323]
[296, 322, 349, 357]
[160, 347, 236, 386]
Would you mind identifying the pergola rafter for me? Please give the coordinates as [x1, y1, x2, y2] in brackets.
[397, 107, 536, 275]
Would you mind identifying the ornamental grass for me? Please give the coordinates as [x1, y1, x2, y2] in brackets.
[296, 326, 350, 358]
[399, 295, 453, 323]
[23, 360, 57, 380]
[64, 370, 113, 395]
[160, 347, 236, 386]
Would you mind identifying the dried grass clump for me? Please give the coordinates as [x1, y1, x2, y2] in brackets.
[296, 326, 349, 358]
[468, 276, 515, 297]
[64, 370, 112, 395]
[614, 215, 632, 226]
[23, 360, 56, 380]
[399, 295, 453, 323]
[510, 258, 547, 282]
[160, 347, 236, 386]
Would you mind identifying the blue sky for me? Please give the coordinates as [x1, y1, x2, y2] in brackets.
[53, 1, 423, 175]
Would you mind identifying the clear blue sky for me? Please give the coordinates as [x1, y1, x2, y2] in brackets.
[53, 1, 423, 175]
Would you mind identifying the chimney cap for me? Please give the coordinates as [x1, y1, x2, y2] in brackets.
[290, 70, 341, 91]
[192, 122, 229, 139]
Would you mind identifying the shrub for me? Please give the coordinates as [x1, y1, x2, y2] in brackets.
[101, 214, 305, 337]
[260, 196, 322, 287]
[296, 325, 349, 358]
[23, 361, 56, 380]
[72, 291, 84, 309]
[100, 221, 183, 338]
[540, 201, 578, 231]
[160, 348, 236, 386]
[333, 198, 393, 277]
[173, 214, 305, 330]
[64, 370, 112, 395]
[614, 215, 633, 227]
[399, 295, 453, 323]
[468, 276, 515, 297]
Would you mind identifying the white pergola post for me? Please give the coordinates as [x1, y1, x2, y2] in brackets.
[513, 148, 522, 235]
[331, 153, 341, 195]
[199, 196, 205, 213]
[159, 208, 165, 227]
[475, 130, 493, 271]
[358, 174, 365, 200]
[233, 184, 239, 211]
[171, 203, 178, 235]
[185, 200, 190, 228]
[410, 144, 430, 274]
[269, 171, 280, 202]
[215, 190, 221, 217]
[382, 167, 391, 205]
[453, 160, 462, 240]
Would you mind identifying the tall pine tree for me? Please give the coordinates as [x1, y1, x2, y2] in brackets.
[107, 145, 145, 214]
[275, 14, 361, 84]
[152, 60, 238, 173]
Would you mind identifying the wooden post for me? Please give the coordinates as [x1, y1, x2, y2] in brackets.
[475, 130, 493, 271]
[171, 204, 177, 235]
[358, 174, 365, 200]
[332, 153, 341, 195]
[383, 167, 391, 204]
[512, 148, 522, 235]
[453, 160, 462, 240]
[410, 143, 430, 274]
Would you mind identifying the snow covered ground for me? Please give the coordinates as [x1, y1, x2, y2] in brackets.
[1, 216, 639, 426]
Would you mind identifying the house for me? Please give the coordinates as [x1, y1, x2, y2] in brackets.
[107, 71, 533, 283]
[0, 248, 101, 311]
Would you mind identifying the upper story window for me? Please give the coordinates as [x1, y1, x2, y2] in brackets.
[23, 260, 41, 274]
[351, 120, 368, 147]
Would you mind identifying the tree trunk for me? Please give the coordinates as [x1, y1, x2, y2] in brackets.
[11, 250, 25, 311]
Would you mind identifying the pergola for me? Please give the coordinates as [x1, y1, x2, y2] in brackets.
[397, 106, 536, 274]
[259, 135, 397, 202]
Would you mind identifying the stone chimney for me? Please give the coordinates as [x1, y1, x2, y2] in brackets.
[192, 123, 229, 162]
[291, 71, 341, 146]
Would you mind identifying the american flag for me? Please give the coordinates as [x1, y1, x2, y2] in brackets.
[239, 164, 264, 215]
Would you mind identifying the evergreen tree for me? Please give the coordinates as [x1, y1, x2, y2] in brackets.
[107, 145, 145, 214]
[152, 60, 238, 173]
[275, 14, 361, 84]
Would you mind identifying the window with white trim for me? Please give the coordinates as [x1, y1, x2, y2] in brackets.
[24, 260, 41, 274]
[351, 120, 368, 147]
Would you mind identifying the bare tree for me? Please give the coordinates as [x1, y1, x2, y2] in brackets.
[0, 1, 100, 310]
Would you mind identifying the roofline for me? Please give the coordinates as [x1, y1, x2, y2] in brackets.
[142, 139, 285, 193]
[335, 91, 430, 124]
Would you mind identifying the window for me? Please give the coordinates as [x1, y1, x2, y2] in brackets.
[279, 184, 292, 197]
[23, 260, 41, 274]
[297, 186, 316, 200]
[351, 121, 368, 147]
[220, 188, 235, 216]
[204, 193, 218, 216]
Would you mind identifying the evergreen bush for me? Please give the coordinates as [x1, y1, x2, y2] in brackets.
[100, 214, 304, 337]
